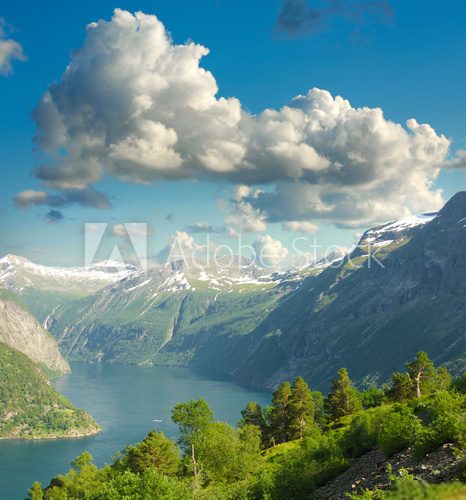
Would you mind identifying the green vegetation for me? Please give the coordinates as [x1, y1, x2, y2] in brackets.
[0, 342, 99, 439]
[28, 352, 466, 499]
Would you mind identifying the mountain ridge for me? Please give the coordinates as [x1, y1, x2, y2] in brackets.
[0, 286, 69, 376]
[1, 193, 465, 391]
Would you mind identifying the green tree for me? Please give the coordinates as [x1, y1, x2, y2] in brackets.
[171, 398, 214, 489]
[239, 401, 266, 430]
[28, 482, 43, 500]
[406, 352, 436, 398]
[385, 372, 415, 402]
[195, 422, 262, 485]
[311, 390, 326, 427]
[360, 386, 385, 409]
[269, 381, 292, 444]
[118, 430, 180, 475]
[452, 373, 466, 394]
[289, 376, 315, 439]
[325, 368, 362, 420]
[436, 367, 452, 391]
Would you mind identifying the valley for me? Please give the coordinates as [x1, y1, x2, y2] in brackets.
[1, 193, 465, 392]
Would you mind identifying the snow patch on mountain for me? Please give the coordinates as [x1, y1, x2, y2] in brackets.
[361, 212, 438, 246]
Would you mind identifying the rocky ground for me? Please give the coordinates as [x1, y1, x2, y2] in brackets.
[315, 443, 465, 499]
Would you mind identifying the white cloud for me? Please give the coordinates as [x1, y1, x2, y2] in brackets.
[111, 223, 149, 238]
[14, 187, 111, 209]
[253, 234, 289, 269]
[14, 190, 48, 207]
[0, 19, 25, 76]
[155, 231, 201, 264]
[446, 149, 466, 170]
[29, 9, 452, 226]
[225, 186, 267, 232]
[282, 220, 319, 234]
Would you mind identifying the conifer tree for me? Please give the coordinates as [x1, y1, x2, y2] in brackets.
[406, 352, 436, 398]
[325, 368, 362, 420]
[269, 381, 292, 444]
[385, 372, 414, 402]
[239, 401, 266, 430]
[289, 376, 315, 439]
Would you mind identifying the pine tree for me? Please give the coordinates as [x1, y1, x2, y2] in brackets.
[239, 401, 266, 430]
[325, 368, 362, 420]
[406, 352, 436, 398]
[269, 381, 292, 444]
[385, 372, 414, 402]
[289, 376, 315, 439]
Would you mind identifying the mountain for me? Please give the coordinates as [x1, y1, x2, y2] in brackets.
[0, 286, 69, 376]
[12, 251, 342, 366]
[2, 193, 465, 392]
[205, 192, 466, 390]
[0, 342, 99, 439]
[44, 257, 303, 365]
[0, 255, 137, 323]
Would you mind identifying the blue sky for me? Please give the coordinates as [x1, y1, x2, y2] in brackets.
[0, 0, 465, 266]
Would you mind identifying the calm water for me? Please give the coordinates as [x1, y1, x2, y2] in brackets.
[0, 363, 270, 499]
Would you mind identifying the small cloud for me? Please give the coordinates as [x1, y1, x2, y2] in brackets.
[253, 234, 289, 269]
[282, 220, 319, 234]
[445, 149, 466, 170]
[110, 223, 150, 238]
[183, 222, 224, 234]
[155, 231, 199, 264]
[45, 209, 64, 223]
[0, 18, 26, 76]
[225, 186, 267, 233]
[14, 187, 111, 209]
[276, 0, 393, 37]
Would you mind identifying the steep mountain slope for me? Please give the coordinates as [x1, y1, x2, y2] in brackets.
[206, 192, 466, 390]
[46, 258, 301, 365]
[0, 342, 99, 439]
[3, 194, 464, 392]
[0, 255, 137, 322]
[0, 286, 69, 376]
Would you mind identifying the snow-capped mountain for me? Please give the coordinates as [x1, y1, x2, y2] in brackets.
[4, 196, 464, 393]
[0, 255, 139, 322]
[0, 254, 138, 288]
[359, 211, 438, 247]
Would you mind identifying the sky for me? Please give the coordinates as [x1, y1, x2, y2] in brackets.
[0, 0, 465, 267]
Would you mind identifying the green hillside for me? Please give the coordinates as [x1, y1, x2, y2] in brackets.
[0, 342, 100, 439]
[27, 352, 466, 499]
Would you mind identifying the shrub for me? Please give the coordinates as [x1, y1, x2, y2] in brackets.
[414, 391, 466, 457]
[343, 410, 381, 458]
[360, 387, 385, 409]
[377, 405, 422, 456]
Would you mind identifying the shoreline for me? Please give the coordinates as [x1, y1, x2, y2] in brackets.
[0, 426, 102, 441]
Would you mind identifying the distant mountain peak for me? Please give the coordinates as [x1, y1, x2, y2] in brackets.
[359, 211, 438, 248]
[437, 191, 466, 221]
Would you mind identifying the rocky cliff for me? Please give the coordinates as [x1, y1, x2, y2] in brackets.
[0, 287, 69, 375]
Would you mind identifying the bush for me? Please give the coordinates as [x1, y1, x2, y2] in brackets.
[414, 391, 466, 457]
[343, 410, 381, 458]
[377, 405, 422, 457]
[360, 387, 385, 409]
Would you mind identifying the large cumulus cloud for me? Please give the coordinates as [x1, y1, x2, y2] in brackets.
[30, 9, 452, 227]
